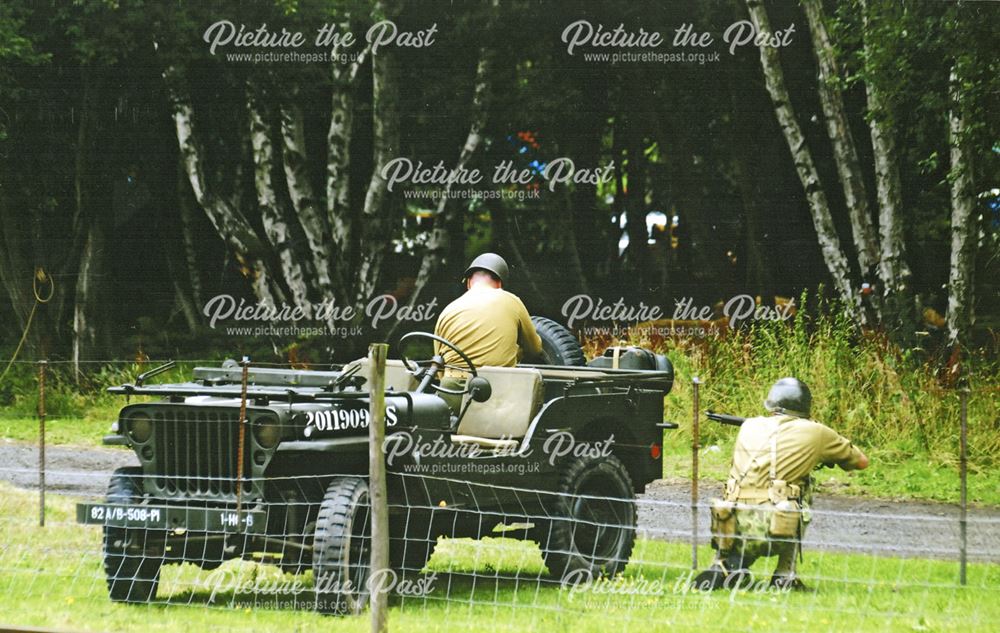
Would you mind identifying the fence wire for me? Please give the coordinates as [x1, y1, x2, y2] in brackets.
[0, 465, 998, 631]
[0, 362, 996, 632]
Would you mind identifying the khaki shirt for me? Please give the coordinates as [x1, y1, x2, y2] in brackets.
[728, 414, 864, 490]
[433, 286, 543, 369]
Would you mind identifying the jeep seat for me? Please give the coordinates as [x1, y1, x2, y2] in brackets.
[451, 366, 543, 449]
[346, 358, 417, 393]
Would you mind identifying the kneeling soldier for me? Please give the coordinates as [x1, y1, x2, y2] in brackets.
[693, 377, 869, 591]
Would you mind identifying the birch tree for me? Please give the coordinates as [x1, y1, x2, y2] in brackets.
[802, 0, 881, 312]
[354, 1, 402, 305]
[745, 0, 862, 320]
[397, 54, 492, 322]
[945, 64, 978, 349]
[164, 0, 502, 346]
[162, 2, 404, 340]
[166, 65, 280, 309]
[859, 0, 915, 337]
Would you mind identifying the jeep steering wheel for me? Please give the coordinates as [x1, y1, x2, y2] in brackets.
[399, 332, 477, 396]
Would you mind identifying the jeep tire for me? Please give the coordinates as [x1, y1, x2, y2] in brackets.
[103, 467, 163, 603]
[531, 316, 585, 366]
[313, 477, 372, 615]
[535, 453, 636, 581]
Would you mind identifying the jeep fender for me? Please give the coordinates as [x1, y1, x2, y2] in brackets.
[522, 391, 662, 490]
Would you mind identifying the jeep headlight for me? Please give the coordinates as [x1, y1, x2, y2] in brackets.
[126, 412, 153, 443]
[253, 419, 282, 449]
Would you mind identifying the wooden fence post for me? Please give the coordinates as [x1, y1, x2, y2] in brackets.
[38, 360, 47, 527]
[959, 387, 968, 586]
[691, 376, 701, 570]
[368, 343, 390, 633]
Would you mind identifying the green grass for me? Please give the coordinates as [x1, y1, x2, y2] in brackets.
[0, 416, 112, 447]
[0, 483, 997, 632]
[0, 361, 204, 416]
[0, 360, 205, 447]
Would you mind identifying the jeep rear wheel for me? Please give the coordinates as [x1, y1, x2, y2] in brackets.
[313, 477, 372, 615]
[103, 467, 163, 603]
[531, 316, 585, 366]
[537, 453, 636, 581]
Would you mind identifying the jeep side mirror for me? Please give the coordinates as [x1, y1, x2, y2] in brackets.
[468, 376, 492, 403]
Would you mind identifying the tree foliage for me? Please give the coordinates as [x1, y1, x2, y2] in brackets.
[0, 0, 996, 362]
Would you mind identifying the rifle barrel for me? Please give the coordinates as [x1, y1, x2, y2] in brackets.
[705, 411, 745, 427]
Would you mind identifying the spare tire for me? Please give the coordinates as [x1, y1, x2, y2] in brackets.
[531, 316, 585, 366]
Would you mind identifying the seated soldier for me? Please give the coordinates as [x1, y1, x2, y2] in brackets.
[693, 377, 870, 591]
[432, 253, 542, 409]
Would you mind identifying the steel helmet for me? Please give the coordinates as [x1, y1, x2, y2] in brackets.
[463, 252, 509, 284]
[764, 377, 812, 418]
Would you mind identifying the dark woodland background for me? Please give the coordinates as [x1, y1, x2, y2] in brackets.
[0, 0, 997, 364]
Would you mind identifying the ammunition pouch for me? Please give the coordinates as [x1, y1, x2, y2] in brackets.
[768, 499, 802, 538]
[723, 478, 804, 540]
[710, 499, 737, 551]
[765, 479, 802, 538]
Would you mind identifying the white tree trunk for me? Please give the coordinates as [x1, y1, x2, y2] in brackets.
[860, 0, 914, 336]
[73, 227, 100, 373]
[355, 2, 401, 305]
[327, 36, 369, 293]
[176, 158, 203, 307]
[280, 103, 336, 299]
[248, 97, 314, 314]
[868, 103, 911, 294]
[745, 0, 861, 319]
[802, 0, 881, 299]
[946, 66, 978, 348]
[252, 261, 282, 310]
[166, 67, 263, 258]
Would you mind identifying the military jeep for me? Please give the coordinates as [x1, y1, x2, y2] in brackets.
[77, 317, 675, 613]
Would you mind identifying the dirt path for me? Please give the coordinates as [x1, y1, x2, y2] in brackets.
[2, 442, 997, 562]
[0, 441, 137, 496]
[638, 478, 1000, 562]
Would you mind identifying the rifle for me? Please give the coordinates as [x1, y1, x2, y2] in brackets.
[705, 411, 745, 427]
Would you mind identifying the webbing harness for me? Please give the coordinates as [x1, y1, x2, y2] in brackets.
[725, 415, 800, 503]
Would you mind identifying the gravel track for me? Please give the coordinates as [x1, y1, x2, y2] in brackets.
[638, 479, 1000, 562]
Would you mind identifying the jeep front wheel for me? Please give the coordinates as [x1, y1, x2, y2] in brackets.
[537, 453, 636, 581]
[103, 467, 163, 603]
[313, 477, 372, 615]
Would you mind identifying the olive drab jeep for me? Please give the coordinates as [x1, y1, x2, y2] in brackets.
[77, 316, 675, 614]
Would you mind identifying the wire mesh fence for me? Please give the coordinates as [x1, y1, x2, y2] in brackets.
[0, 358, 997, 632]
[1, 469, 998, 630]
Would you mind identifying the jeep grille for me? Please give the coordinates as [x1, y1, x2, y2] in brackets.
[147, 407, 262, 499]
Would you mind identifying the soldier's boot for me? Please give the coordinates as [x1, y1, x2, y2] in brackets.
[721, 551, 755, 590]
[769, 546, 807, 591]
[692, 553, 754, 591]
[691, 561, 729, 591]
[769, 574, 807, 591]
